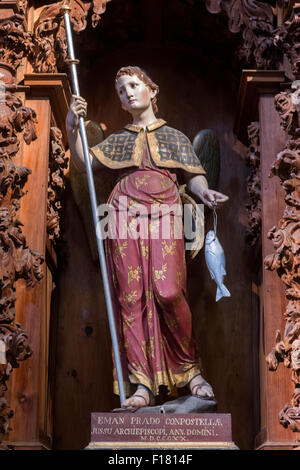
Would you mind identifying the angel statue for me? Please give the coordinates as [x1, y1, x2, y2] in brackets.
[66, 66, 229, 410]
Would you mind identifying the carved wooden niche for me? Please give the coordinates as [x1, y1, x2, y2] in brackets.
[0, 0, 114, 449]
[0, 0, 42, 445]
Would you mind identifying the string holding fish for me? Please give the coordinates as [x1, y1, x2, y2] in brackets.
[213, 205, 217, 236]
[204, 201, 231, 302]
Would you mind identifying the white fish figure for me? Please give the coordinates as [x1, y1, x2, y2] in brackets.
[205, 230, 231, 302]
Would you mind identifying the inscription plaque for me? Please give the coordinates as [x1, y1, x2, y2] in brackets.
[87, 413, 238, 450]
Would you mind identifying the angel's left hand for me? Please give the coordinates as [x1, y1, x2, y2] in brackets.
[199, 189, 229, 209]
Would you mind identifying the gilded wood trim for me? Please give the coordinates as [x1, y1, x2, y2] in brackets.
[125, 119, 166, 133]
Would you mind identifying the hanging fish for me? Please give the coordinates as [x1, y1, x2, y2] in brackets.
[205, 209, 231, 302]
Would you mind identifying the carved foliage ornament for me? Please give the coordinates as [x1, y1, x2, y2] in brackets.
[0, 0, 111, 445]
[274, 11, 300, 79]
[29, 0, 300, 78]
[47, 127, 69, 242]
[203, 0, 300, 78]
[245, 121, 261, 246]
[0, 100, 43, 439]
[33, 0, 111, 73]
[265, 81, 300, 433]
[0, 8, 42, 441]
[202, 0, 300, 435]
[0, 1, 111, 74]
[0, 86, 43, 437]
[0, 8, 34, 73]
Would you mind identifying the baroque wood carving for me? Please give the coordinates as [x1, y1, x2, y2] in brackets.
[47, 127, 69, 243]
[203, 1, 299, 78]
[0, 2, 43, 443]
[205, 0, 280, 69]
[1, 0, 299, 445]
[203, 0, 300, 436]
[32, 0, 111, 73]
[245, 122, 261, 246]
[0, 0, 110, 445]
[265, 81, 300, 432]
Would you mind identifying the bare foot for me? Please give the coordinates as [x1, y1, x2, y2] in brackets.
[122, 385, 152, 408]
[189, 374, 215, 400]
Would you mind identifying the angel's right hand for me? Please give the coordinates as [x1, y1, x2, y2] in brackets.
[66, 94, 87, 131]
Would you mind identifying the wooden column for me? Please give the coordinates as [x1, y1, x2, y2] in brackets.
[3, 75, 71, 449]
[235, 71, 299, 449]
[5, 97, 51, 450]
[256, 92, 295, 450]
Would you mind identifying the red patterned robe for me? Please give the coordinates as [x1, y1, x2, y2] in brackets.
[104, 141, 202, 397]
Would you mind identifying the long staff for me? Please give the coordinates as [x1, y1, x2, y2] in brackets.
[60, 3, 126, 405]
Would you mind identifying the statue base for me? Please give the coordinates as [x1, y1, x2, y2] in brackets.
[114, 394, 218, 414]
[85, 411, 238, 450]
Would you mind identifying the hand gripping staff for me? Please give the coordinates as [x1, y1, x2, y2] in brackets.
[60, 3, 126, 405]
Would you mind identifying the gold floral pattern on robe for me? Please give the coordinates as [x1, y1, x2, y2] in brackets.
[105, 141, 201, 397]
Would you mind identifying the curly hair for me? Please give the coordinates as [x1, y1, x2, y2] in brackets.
[115, 66, 159, 115]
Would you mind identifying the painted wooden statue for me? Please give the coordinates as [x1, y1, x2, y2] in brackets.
[66, 66, 229, 409]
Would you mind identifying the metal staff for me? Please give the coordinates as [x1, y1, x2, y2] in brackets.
[60, 3, 126, 405]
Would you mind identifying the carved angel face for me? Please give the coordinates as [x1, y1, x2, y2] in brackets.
[116, 74, 156, 116]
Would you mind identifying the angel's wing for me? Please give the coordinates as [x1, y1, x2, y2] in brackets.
[69, 120, 114, 262]
[193, 129, 220, 191]
[84, 120, 105, 147]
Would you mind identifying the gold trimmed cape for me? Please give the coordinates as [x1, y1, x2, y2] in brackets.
[90, 119, 206, 175]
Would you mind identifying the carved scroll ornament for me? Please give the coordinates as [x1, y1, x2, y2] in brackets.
[0, 4, 43, 443]
[0, 13, 33, 72]
[274, 9, 300, 79]
[33, 0, 111, 73]
[0, 0, 111, 445]
[47, 127, 69, 242]
[203, 1, 300, 79]
[265, 81, 300, 433]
